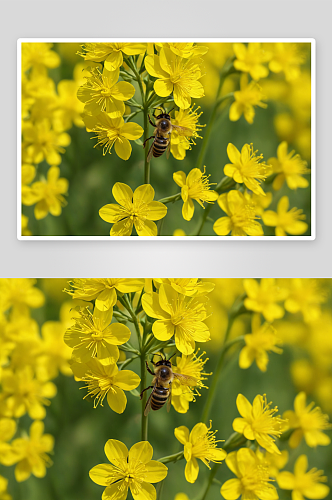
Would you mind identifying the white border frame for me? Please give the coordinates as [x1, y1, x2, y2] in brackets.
[17, 38, 316, 241]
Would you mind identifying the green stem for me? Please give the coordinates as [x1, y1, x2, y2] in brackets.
[199, 464, 219, 500]
[157, 450, 184, 464]
[141, 350, 148, 441]
[201, 318, 244, 423]
[118, 355, 138, 369]
[158, 193, 181, 204]
[118, 295, 142, 351]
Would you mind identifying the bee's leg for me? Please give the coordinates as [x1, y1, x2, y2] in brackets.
[145, 361, 155, 375]
[139, 386, 154, 400]
[143, 135, 155, 148]
[148, 115, 156, 127]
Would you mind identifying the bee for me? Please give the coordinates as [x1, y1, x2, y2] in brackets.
[143, 108, 192, 162]
[140, 353, 197, 416]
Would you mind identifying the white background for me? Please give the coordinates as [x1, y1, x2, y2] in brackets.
[3, 0, 331, 277]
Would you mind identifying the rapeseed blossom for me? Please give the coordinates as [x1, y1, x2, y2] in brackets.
[262, 196, 308, 236]
[142, 284, 210, 354]
[213, 191, 263, 236]
[22, 119, 71, 166]
[79, 42, 147, 70]
[223, 143, 272, 196]
[99, 183, 167, 236]
[89, 440, 168, 500]
[233, 43, 271, 80]
[170, 106, 204, 160]
[244, 278, 288, 322]
[173, 167, 218, 221]
[22, 42, 60, 73]
[283, 392, 331, 448]
[229, 74, 267, 124]
[174, 422, 226, 483]
[221, 448, 278, 500]
[233, 393, 286, 453]
[269, 43, 306, 81]
[277, 455, 329, 500]
[269, 142, 310, 190]
[153, 279, 215, 297]
[284, 278, 327, 323]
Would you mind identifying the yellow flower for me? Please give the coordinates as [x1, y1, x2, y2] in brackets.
[156, 42, 208, 59]
[239, 314, 282, 372]
[153, 279, 215, 297]
[173, 229, 186, 236]
[142, 284, 210, 355]
[244, 189, 273, 216]
[284, 279, 327, 323]
[224, 143, 272, 196]
[174, 495, 189, 500]
[77, 67, 135, 117]
[170, 105, 204, 160]
[283, 392, 331, 448]
[277, 455, 329, 500]
[233, 43, 271, 80]
[256, 448, 289, 479]
[100, 183, 167, 236]
[233, 393, 286, 454]
[71, 358, 140, 413]
[244, 278, 288, 321]
[83, 112, 143, 160]
[21, 214, 32, 236]
[0, 475, 12, 500]
[0, 419, 17, 466]
[0, 366, 56, 419]
[66, 278, 145, 311]
[89, 439, 168, 500]
[213, 190, 264, 236]
[52, 78, 85, 132]
[11, 421, 54, 482]
[262, 196, 308, 236]
[269, 142, 310, 190]
[64, 306, 131, 365]
[22, 119, 71, 165]
[174, 422, 226, 483]
[0, 278, 45, 313]
[79, 42, 147, 71]
[21, 164, 36, 204]
[145, 47, 204, 109]
[171, 350, 210, 413]
[269, 43, 306, 81]
[229, 74, 267, 124]
[23, 166, 69, 220]
[221, 448, 278, 500]
[173, 167, 218, 221]
[22, 42, 60, 73]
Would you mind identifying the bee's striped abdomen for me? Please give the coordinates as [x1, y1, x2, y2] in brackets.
[151, 386, 169, 411]
[153, 136, 169, 158]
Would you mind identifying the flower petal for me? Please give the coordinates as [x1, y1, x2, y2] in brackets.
[142, 292, 169, 320]
[152, 320, 174, 341]
[144, 461, 168, 483]
[115, 137, 132, 160]
[104, 439, 128, 465]
[112, 183, 133, 207]
[185, 457, 199, 483]
[174, 426, 190, 445]
[134, 184, 155, 205]
[173, 171, 186, 188]
[89, 463, 114, 486]
[107, 387, 127, 413]
[129, 441, 153, 464]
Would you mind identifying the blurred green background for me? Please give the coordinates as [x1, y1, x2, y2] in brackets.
[22, 43, 312, 237]
[1, 278, 330, 500]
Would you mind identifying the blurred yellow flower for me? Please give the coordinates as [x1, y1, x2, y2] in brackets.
[142, 284, 210, 355]
[21, 214, 32, 236]
[173, 167, 218, 221]
[233, 43, 271, 80]
[0, 366, 56, 420]
[64, 306, 131, 365]
[11, 421, 54, 482]
[71, 358, 140, 413]
[262, 196, 308, 236]
[79, 43, 147, 70]
[83, 112, 143, 160]
[0, 278, 44, 313]
[277, 455, 329, 500]
[173, 229, 186, 236]
[224, 143, 272, 196]
[244, 190, 273, 216]
[269, 142, 310, 190]
[156, 42, 208, 59]
[23, 166, 69, 220]
[0, 475, 12, 500]
[22, 42, 60, 73]
[170, 105, 204, 160]
[153, 279, 215, 297]
[239, 314, 282, 372]
[77, 67, 135, 117]
[229, 74, 267, 124]
[284, 279, 327, 323]
[89, 439, 168, 500]
[99, 183, 167, 236]
[174, 422, 226, 483]
[244, 278, 288, 322]
[256, 448, 289, 479]
[22, 119, 70, 166]
[283, 392, 331, 448]
[233, 393, 286, 454]
[221, 448, 278, 500]
[214, 190, 263, 236]
[0, 419, 17, 466]
[269, 43, 306, 81]
[145, 48, 204, 109]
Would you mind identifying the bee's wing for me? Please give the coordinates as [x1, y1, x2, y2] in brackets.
[171, 124, 193, 137]
[147, 139, 155, 163]
[167, 382, 172, 412]
[144, 382, 156, 416]
[166, 135, 171, 160]
[172, 372, 197, 386]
